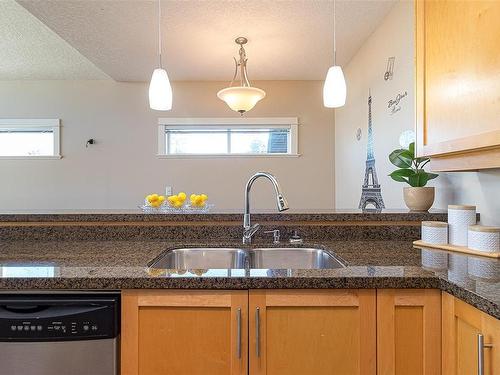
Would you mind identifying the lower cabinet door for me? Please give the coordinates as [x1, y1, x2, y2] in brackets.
[249, 289, 376, 375]
[442, 292, 500, 375]
[121, 290, 248, 375]
[377, 289, 441, 375]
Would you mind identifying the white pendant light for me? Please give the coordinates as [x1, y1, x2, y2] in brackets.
[217, 37, 266, 115]
[149, 0, 172, 111]
[323, 0, 346, 108]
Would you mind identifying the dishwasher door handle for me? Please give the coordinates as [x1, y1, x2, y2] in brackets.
[0, 304, 106, 320]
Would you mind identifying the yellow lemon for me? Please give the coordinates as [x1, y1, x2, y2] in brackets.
[190, 194, 197, 201]
[200, 194, 208, 201]
[178, 192, 187, 201]
[158, 195, 166, 202]
[167, 195, 177, 203]
[194, 196, 205, 207]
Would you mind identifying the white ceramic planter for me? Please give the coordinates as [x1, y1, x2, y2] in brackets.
[403, 187, 435, 212]
[448, 205, 476, 246]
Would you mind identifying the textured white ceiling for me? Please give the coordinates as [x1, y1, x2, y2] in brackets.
[0, 0, 109, 80]
[16, 0, 396, 82]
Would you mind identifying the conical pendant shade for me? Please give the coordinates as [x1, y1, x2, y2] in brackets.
[149, 68, 172, 111]
[323, 65, 346, 108]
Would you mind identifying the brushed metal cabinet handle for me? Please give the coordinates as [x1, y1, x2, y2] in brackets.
[256, 307, 260, 357]
[237, 307, 242, 359]
[478, 333, 493, 375]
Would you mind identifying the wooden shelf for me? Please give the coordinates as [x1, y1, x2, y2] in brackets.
[413, 240, 500, 259]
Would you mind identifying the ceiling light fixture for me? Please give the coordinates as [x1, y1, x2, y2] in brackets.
[149, 0, 172, 111]
[217, 37, 266, 115]
[323, 0, 346, 108]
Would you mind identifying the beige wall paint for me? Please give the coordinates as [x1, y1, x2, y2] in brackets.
[335, 0, 415, 210]
[0, 80, 335, 211]
[335, 0, 500, 225]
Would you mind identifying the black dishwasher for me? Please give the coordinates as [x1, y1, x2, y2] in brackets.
[0, 293, 120, 375]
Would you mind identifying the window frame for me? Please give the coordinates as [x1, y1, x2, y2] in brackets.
[0, 119, 61, 160]
[157, 117, 299, 158]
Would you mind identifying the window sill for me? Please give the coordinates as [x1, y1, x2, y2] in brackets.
[157, 153, 301, 159]
[0, 155, 62, 160]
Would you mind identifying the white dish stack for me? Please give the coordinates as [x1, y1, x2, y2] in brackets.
[448, 205, 477, 246]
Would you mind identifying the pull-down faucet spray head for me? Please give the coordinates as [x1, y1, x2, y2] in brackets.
[276, 193, 289, 212]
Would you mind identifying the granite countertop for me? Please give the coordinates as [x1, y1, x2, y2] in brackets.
[0, 239, 497, 319]
[0, 209, 447, 222]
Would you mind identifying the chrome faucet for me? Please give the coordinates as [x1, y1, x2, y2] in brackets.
[243, 172, 289, 244]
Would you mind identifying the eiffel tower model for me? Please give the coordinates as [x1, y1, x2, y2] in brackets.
[358, 91, 385, 212]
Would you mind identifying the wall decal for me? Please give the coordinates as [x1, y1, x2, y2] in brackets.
[359, 91, 385, 212]
[388, 90, 408, 115]
[384, 57, 395, 81]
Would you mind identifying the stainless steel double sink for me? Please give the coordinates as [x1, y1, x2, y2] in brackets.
[149, 247, 346, 270]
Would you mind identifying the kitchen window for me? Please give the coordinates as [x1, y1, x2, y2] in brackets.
[0, 119, 61, 159]
[157, 118, 299, 157]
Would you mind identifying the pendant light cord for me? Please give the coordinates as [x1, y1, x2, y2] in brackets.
[158, 0, 162, 68]
[333, 0, 336, 65]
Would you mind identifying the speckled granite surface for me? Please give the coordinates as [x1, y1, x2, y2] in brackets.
[0, 211, 449, 241]
[0, 209, 447, 222]
[0, 222, 425, 241]
[0, 239, 497, 319]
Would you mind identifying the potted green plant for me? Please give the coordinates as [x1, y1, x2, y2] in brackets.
[389, 142, 438, 212]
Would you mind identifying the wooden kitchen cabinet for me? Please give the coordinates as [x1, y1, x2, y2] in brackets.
[377, 289, 441, 374]
[415, 0, 500, 171]
[442, 292, 500, 375]
[121, 290, 248, 375]
[248, 289, 376, 375]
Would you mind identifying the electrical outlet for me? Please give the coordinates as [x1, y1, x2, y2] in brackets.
[165, 186, 173, 196]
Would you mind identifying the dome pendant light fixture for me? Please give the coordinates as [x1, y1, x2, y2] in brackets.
[323, 0, 346, 108]
[217, 37, 266, 115]
[149, 0, 172, 111]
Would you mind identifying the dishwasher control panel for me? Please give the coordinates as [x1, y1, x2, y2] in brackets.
[0, 294, 119, 342]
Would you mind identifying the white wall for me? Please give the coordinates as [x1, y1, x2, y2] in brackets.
[0, 80, 335, 211]
[335, 0, 500, 225]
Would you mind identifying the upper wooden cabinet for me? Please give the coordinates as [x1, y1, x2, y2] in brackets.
[442, 292, 500, 375]
[415, 0, 500, 171]
[249, 289, 376, 375]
